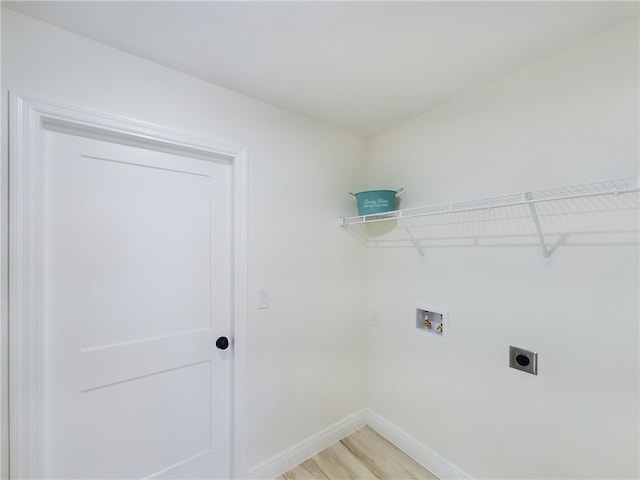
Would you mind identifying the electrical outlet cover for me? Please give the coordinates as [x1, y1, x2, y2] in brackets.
[509, 346, 538, 375]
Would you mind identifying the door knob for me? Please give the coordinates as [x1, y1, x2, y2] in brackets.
[215, 336, 229, 350]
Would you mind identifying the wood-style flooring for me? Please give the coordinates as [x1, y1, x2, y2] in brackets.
[280, 426, 438, 480]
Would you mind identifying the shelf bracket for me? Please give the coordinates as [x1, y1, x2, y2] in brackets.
[405, 227, 426, 259]
[525, 192, 551, 265]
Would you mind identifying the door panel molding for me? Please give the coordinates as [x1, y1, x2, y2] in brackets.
[7, 92, 248, 479]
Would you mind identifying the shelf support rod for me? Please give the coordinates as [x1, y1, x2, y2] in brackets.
[405, 227, 425, 259]
[525, 192, 551, 265]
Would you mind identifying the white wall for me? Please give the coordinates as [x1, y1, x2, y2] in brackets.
[0, 8, 368, 476]
[366, 18, 639, 479]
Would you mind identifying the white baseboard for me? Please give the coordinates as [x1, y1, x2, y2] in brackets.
[365, 409, 472, 480]
[247, 408, 471, 480]
[247, 409, 367, 479]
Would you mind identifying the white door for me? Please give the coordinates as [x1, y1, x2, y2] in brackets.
[41, 130, 232, 479]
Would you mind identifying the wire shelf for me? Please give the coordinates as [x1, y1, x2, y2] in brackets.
[339, 176, 639, 263]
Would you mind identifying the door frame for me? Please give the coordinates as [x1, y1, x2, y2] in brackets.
[5, 92, 249, 479]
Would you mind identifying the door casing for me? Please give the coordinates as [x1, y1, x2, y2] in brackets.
[5, 92, 249, 479]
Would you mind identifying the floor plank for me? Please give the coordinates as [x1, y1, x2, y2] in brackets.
[315, 441, 378, 479]
[281, 426, 438, 480]
[282, 457, 330, 480]
[344, 427, 436, 480]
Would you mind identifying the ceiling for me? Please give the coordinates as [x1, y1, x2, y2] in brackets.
[4, 1, 638, 137]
